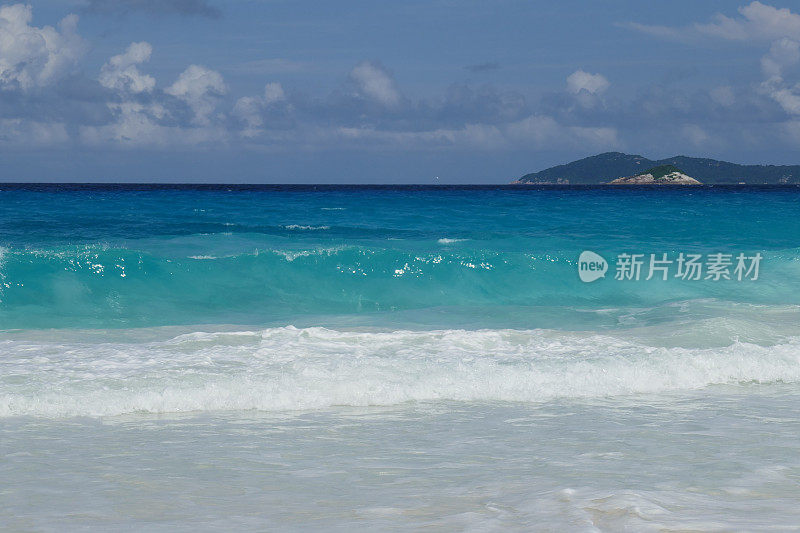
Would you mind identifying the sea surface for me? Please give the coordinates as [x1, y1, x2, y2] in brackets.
[3, 184, 800, 531]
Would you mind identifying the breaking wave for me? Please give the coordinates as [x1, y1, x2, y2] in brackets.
[2, 326, 800, 418]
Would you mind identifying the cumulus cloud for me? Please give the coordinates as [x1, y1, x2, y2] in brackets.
[0, 3, 86, 90]
[758, 36, 800, 116]
[232, 82, 286, 136]
[99, 41, 155, 93]
[83, 0, 221, 18]
[712, 1, 800, 40]
[627, 2, 800, 42]
[90, 41, 227, 146]
[165, 64, 226, 124]
[761, 77, 800, 114]
[566, 70, 610, 95]
[92, 42, 172, 146]
[262, 82, 285, 105]
[349, 61, 401, 106]
[761, 37, 800, 77]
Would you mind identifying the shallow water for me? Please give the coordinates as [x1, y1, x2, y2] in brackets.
[5, 391, 800, 531]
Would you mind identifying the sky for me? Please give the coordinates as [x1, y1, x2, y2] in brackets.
[1, 0, 800, 182]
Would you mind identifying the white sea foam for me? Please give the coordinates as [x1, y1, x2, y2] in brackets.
[272, 245, 350, 261]
[437, 238, 467, 244]
[2, 326, 800, 418]
[283, 224, 331, 230]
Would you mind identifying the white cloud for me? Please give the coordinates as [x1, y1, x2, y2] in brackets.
[80, 102, 227, 147]
[262, 81, 285, 105]
[233, 82, 286, 136]
[349, 61, 401, 106]
[628, 2, 800, 42]
[165, 64, 226, 125]
[762, 79, 800, 114]
[99, 41, 155, 93]
[730, 1, 800, 40]
[566, 70, 610, 95]
[92, 53, 228, 146]
[761, 37, 800, 77]
[0, 3, 85, 90]
[759, 38, 800, 115]
[232, 96, 261, 130]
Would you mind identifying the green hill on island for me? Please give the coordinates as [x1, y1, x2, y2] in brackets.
[645, 165, 682, 179]
[514, 152, 800, 184]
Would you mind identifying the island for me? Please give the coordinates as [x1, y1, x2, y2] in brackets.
[512, 152, 800, 185]
[608, 165, 701, 185]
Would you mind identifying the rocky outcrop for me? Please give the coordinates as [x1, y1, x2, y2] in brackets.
[608, 165, 701, 185]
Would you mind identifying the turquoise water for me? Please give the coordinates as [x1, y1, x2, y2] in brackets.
[2, 185, 799, 329]
[3, 185, 800, 530]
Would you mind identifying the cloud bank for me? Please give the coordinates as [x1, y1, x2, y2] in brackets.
[1, 2, 800, 165]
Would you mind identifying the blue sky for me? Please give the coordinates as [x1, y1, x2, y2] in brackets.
[1, 0, 800, 182]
